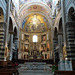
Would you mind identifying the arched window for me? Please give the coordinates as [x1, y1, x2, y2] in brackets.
[33, 35, 37, 42]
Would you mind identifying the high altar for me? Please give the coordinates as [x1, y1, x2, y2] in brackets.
[18, 14, 53, 60]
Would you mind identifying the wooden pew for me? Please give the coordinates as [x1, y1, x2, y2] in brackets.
[54, 71, 75, 75]
[0, 69, 19, 75]
[72, 61, 75, 70]
[0, 61, 19, 75]
[0, 72, 13, 75]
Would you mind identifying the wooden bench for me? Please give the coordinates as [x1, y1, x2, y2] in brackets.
[54, 71, 75, 75]
[72, 61, 75, 70]
[0, 68, 19, 75]
[0, 61, 19, 75]
[0, 72, 13, 75]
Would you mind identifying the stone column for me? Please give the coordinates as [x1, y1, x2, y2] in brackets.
[58, 32, 63, 61]
[14, 37, 18, 49]
[13, 37, 18, 60]
[9, 32, 14, 61]
[61, 0, 66, 46]
[0, 22, 6, 60]
[5, 0, 10, 47]
[66, 22, 75, 60]
[53, 38, 58, 51]
[53, 38, 58, 62]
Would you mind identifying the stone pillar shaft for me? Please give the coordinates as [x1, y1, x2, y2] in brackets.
[61, 0, 66, 46]
[53, 38, 58, 63]
[66, 22, 75, 60]
[5, 0, 11, 47]
[10, 33, 13, 61]
[58, 32, 63, 61]
[0, 22, 6, 60]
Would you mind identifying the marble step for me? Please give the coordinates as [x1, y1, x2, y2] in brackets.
[24, 62, 46, 65]
[19, 65, 51, 70]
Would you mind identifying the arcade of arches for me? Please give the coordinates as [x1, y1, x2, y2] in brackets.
[0, 0, 75, 74]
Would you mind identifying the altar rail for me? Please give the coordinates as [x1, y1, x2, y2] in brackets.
[18, 59, 53, 64]
[54, 71, 75, 75]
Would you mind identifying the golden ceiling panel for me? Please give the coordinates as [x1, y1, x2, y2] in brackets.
[22, 13, 48, 33]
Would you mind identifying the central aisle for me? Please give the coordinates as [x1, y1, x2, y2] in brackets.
[18, 62, 53, 75]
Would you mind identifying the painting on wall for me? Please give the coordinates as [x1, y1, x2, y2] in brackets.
[47, 42, 50, 51]
[20, 5, 49, 18]
[41, 34, 46, 42]
[24, 44, 29, 52]
[41, 44, 46, 51]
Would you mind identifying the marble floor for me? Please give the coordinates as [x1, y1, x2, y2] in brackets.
[18, 62, 53, 75]
[19, 71, 53, 75]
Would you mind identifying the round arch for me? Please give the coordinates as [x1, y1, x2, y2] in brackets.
[19, 2, 51, 15]
[54, 27, 58, 39]
[58, 18, 63, 32]
[19, 2, 52, 29]
[9, 17, 13, 32]
[68, 7, 75, 21]
[0, 7, 4, 22]
[13, 27, 17, 38]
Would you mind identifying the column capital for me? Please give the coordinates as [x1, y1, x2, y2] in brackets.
[0, 22, 6, 28]
[9, 31, 14, 34]
[53, 38, 58, 40]
[13, 37, 18, 40]
[66, 21, 75, 27]
[58, 32, 63, 35]
[0, 22, 6, 24]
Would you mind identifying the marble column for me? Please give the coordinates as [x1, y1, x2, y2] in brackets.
[0, 22, 6, 60]
[5, 0, 11, 48]
[66, 22, 75, 60]
[14, 37, 18, 49]
[13, 37, 18, 60]
[58, 32, 63, 61]
[61, 0, 66, 46]
[53, 38, 58, 63]
[53, 38, 58, 51]
[9, 32, 14, 61]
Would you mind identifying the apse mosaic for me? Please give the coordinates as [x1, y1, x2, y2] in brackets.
[22, 14, 48, 32]
[22, 16, 29, 28]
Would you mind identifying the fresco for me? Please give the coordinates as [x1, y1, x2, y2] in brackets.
[20, 5, 49, 18]
[19, 0, 52, 8]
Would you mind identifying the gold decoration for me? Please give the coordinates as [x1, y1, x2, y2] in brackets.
[63, 46, 67, 59]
